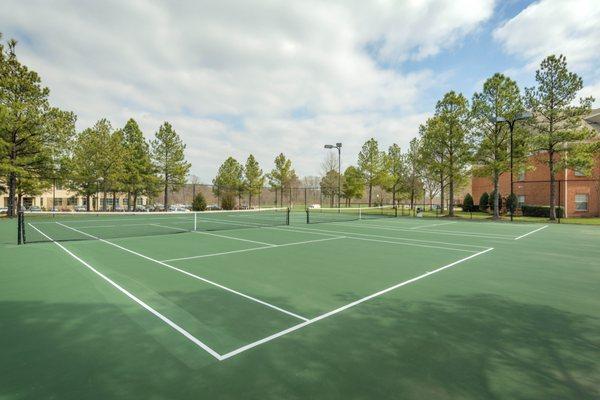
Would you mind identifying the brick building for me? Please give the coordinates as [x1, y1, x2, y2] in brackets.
[471, 109, 600, 218]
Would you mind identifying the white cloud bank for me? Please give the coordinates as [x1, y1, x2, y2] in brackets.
[493, 0, 600, 105]
[1, 0, 494, 180]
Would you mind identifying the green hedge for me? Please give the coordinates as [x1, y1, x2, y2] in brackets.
[463, 193, 475, 212]
[521, 204, 564, 218]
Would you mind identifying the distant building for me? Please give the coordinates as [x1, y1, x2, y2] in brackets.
[0, 181, 148, 211]
[471, 109, 600, 217]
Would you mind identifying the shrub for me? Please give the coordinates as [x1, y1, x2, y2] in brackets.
[479, 192, 489, 212]
[192, 193, 207, 211]
[463, 193, 474, 212]
[521, 204, 564, 218]
[506, 193, 518, 214]
[221, 194, 235, 210]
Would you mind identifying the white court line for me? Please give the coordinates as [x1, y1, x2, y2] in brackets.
[162, 236, 346, 262]
[272, 225, 485, 251]
[219, 247, 495, 360]
[514, 225, 549, 240]
[27, 223, 223, 360]
[410, 221, 457, 230]
[343, 236, 474, 252]
[336, 222, 515, 240]
[150, 223, 276, 247]
[56, 222, 309, 322]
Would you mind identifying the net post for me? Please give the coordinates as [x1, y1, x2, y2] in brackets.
[306, 208, 309, 224]
[17, 211, 22, 245]
[194, 212, 197, 231]
[286, 208, 290, 225]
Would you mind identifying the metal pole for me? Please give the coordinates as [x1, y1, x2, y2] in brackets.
[337, 146, 341, 208]
[53, 177, 56, 212]
[509, 121, 514, 222]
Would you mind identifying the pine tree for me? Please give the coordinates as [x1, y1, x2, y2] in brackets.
[524, 55, 595, 220]
[151, 122, 191, 209]
[357, 138, 385, 206]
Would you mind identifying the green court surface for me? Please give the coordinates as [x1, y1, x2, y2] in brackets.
[1, 212, 599, 399]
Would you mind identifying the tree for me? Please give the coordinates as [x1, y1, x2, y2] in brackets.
[267, 153, 297, 207]
[342, 166, 364, 206]
[431, 91, 472, 216]
[479, 192, 489, 212]
[244, 154, 264, 208]
[419, 118, 447, 212]
[320, 169, 342, 207]
[151, 122, 191, 210]
[463, 193, 474, 212]
[357, 138, 385, 206]
[68, 119, 124, 211]
[382, 143, 406, 206]
[122, 119, 155, 210]
[192, 193, 207, 211]
[0, 35, 76, 216]
[68, 129, 101, 211]
[524, 55, 595, 220]
[212, 157, 243, 207]
[471, 73, 525, 219]
[404, 138, 424, 209]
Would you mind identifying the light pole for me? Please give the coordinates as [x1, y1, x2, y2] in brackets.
[495, 112, 532, 221]
[324, 143, 342, 208]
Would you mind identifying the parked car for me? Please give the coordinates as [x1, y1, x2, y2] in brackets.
[74, 205, 87, 212]
[0, 207, 7, 214]
[207, 204, 220, 210]
[28, 206, 42, 212]
[134, 205, 148, 212]
[113, 205, 124, 212]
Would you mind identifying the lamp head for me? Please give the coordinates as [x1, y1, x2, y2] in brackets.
[324, 144, 334, 149]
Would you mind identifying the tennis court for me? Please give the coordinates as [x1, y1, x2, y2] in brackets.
[1, 209, 599, 399]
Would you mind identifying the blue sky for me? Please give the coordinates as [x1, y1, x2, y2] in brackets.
[1, 0, 598, 182]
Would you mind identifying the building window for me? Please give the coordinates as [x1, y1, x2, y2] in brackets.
[517, 169, 525, 181]
[575, 194, 588, 211]
[574, 168, 586, 177]
[517, 195, 525, 207]
[53, 198, 63, 207]
[67, 196, 77, 206]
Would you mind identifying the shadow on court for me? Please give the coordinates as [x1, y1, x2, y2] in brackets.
[1, 294, 598, 400]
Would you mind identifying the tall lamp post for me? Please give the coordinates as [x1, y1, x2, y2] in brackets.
[324, 143, 342, 208]
[495, 112, 532, 221]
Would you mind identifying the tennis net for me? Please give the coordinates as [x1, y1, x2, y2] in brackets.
[18, 208, 290, 244]
[306, 205, 397, 224]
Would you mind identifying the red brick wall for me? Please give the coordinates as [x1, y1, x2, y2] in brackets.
[471, 153, 600, 217]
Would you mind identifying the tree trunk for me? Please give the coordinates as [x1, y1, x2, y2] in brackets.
[113, 191, 117, 211]
[549, 151, 556, 220]
[368, 183, 372, 207]
[133, 193, 138, 210]
[103, 189, 107, 211]
[7, 172, 16, 218]
[127, 191, 131, 211]
[163, 180, 168, 211]
[493, 172, 500, 220]
[86, 194, 90, 211]
[248, 193, 252, 208]
[439, 174, 445, 214]
[449, 179, 455, 217]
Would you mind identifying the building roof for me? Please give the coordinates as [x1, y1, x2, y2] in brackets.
[583, 108, 600, 133]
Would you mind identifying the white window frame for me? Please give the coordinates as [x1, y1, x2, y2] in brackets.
[574, 194, 588, 211]
[517, 195, 525, 207]
[574, 168, 586, 177]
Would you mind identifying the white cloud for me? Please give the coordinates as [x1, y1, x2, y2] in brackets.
[493, 0, 600, 104]
[1, 0, 494, 180]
